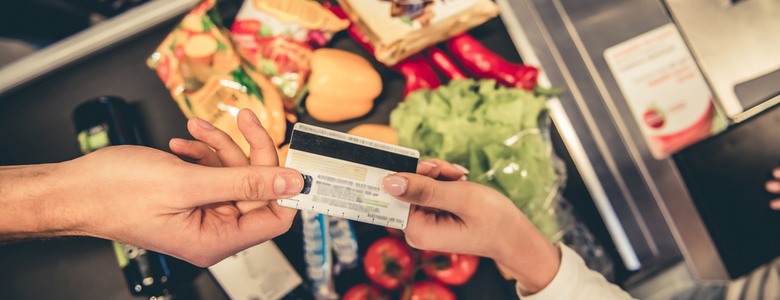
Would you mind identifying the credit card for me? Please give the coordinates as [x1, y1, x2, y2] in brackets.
[279, 123, 419, 229]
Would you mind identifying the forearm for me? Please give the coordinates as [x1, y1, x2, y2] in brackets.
[0, 163, 84, 242]
[492, 211, 561, 294]
[492, 211, 635, 300]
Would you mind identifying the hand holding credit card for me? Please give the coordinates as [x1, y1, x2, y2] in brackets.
[279, 123, 419, 229]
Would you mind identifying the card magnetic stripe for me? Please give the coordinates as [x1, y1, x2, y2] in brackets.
[290, 131, 417, 173]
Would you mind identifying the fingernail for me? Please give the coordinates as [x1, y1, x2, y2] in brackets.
[247, 110, 263, 128]
[768, 181, 780, 193]
[171, 138, 192, 146]
[382, 175, 408, 196]
[195, 118, 215, 129]
[458, 175, 467, 181]
[771, 200, 780, 211]
[453, 164, 470, 174]
[419, 161, 437, 167]
[275, 173, 303, 196]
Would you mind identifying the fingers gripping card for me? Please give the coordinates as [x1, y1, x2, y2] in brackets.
[279, 123, 419, 229]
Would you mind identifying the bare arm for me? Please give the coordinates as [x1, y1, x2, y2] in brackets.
[0, 162, 86, 242]
[0, 109, 303, 267]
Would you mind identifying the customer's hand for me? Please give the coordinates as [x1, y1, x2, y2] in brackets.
[765, 167, 780, 210]
[382, 165, 560, 294]
[0, 109, 301, 267]
[169, 109, 288, 215]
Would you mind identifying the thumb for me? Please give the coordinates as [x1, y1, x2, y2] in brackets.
[382, 173, 479, 216]
[180, 164, 304, 206]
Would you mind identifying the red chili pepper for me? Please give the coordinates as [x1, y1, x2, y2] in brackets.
[425, 48, 467, 80]
[445, 33, 538, 90]
[391, 53, 442, 99]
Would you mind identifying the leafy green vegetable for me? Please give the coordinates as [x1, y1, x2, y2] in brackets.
[391, 79, 560, 238]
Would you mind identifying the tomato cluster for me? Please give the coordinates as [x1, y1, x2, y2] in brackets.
[344, 235, 480, 300]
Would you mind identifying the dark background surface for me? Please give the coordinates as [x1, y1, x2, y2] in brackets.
[0, 2, 625, 300]
[674, 106, 780, 279]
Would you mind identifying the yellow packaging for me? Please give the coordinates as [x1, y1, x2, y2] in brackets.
[147, 0, 286, 152]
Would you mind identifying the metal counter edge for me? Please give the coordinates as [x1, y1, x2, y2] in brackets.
[0, 0, 201, 97]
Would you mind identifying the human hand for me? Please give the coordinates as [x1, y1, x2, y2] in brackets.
[46, 109, 300, 267]
[765, 167, 780, 210]
[381, 163, 560, 293]
[169, 109, 288, 215]
[414, 158, 469, 181]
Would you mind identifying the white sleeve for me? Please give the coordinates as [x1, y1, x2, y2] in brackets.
[517, 243, 636, 300]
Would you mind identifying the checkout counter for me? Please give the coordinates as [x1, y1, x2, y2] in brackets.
[0, 0, 778, 299]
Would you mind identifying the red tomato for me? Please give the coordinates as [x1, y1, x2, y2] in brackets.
[420, 250, 479, 286]
[364, 237, 415, 290]
[343, 284, 389, 300]
[401, 281, 456, 300]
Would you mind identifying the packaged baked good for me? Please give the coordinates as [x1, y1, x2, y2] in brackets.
[148, 0, 286, 152]
[336, 0, 499, 66]
[230, 0, 349, 122]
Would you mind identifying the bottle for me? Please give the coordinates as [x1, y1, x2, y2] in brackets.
[72, 96, 184, 299]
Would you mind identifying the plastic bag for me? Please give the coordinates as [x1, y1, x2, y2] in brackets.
[147, 0, 287, 150]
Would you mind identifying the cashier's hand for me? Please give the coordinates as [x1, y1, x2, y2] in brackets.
[11, 109, 301, 268]
[382, 165, 561, 294]
[765, 167, 780, 210]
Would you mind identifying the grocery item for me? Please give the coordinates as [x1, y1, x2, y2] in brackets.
[306, 49, 383, 122]
[424, 48, 466, 80]
[335, 0, 499, 66]
[208, 242, 303, 300]
[401, 281, 456, 300]
[419, 251, 479, 286]
[391, 53, 441, 98]
[302, 211, 338, 300]
[328, 217, 360, 275]
[148, 0, 286, 151]
[390, 79, 561, 238]
[603, 24, 727, 159]
[343, 284, 389, 300]
[230, 0, 349, 121]
[347, 124, 399, 145]
[364, 237, 415, 290]
[445, 33, 538, 90]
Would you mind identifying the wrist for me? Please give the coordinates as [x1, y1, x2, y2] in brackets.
[0, 162, 87, 241]
[492, 211, 561, 294]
